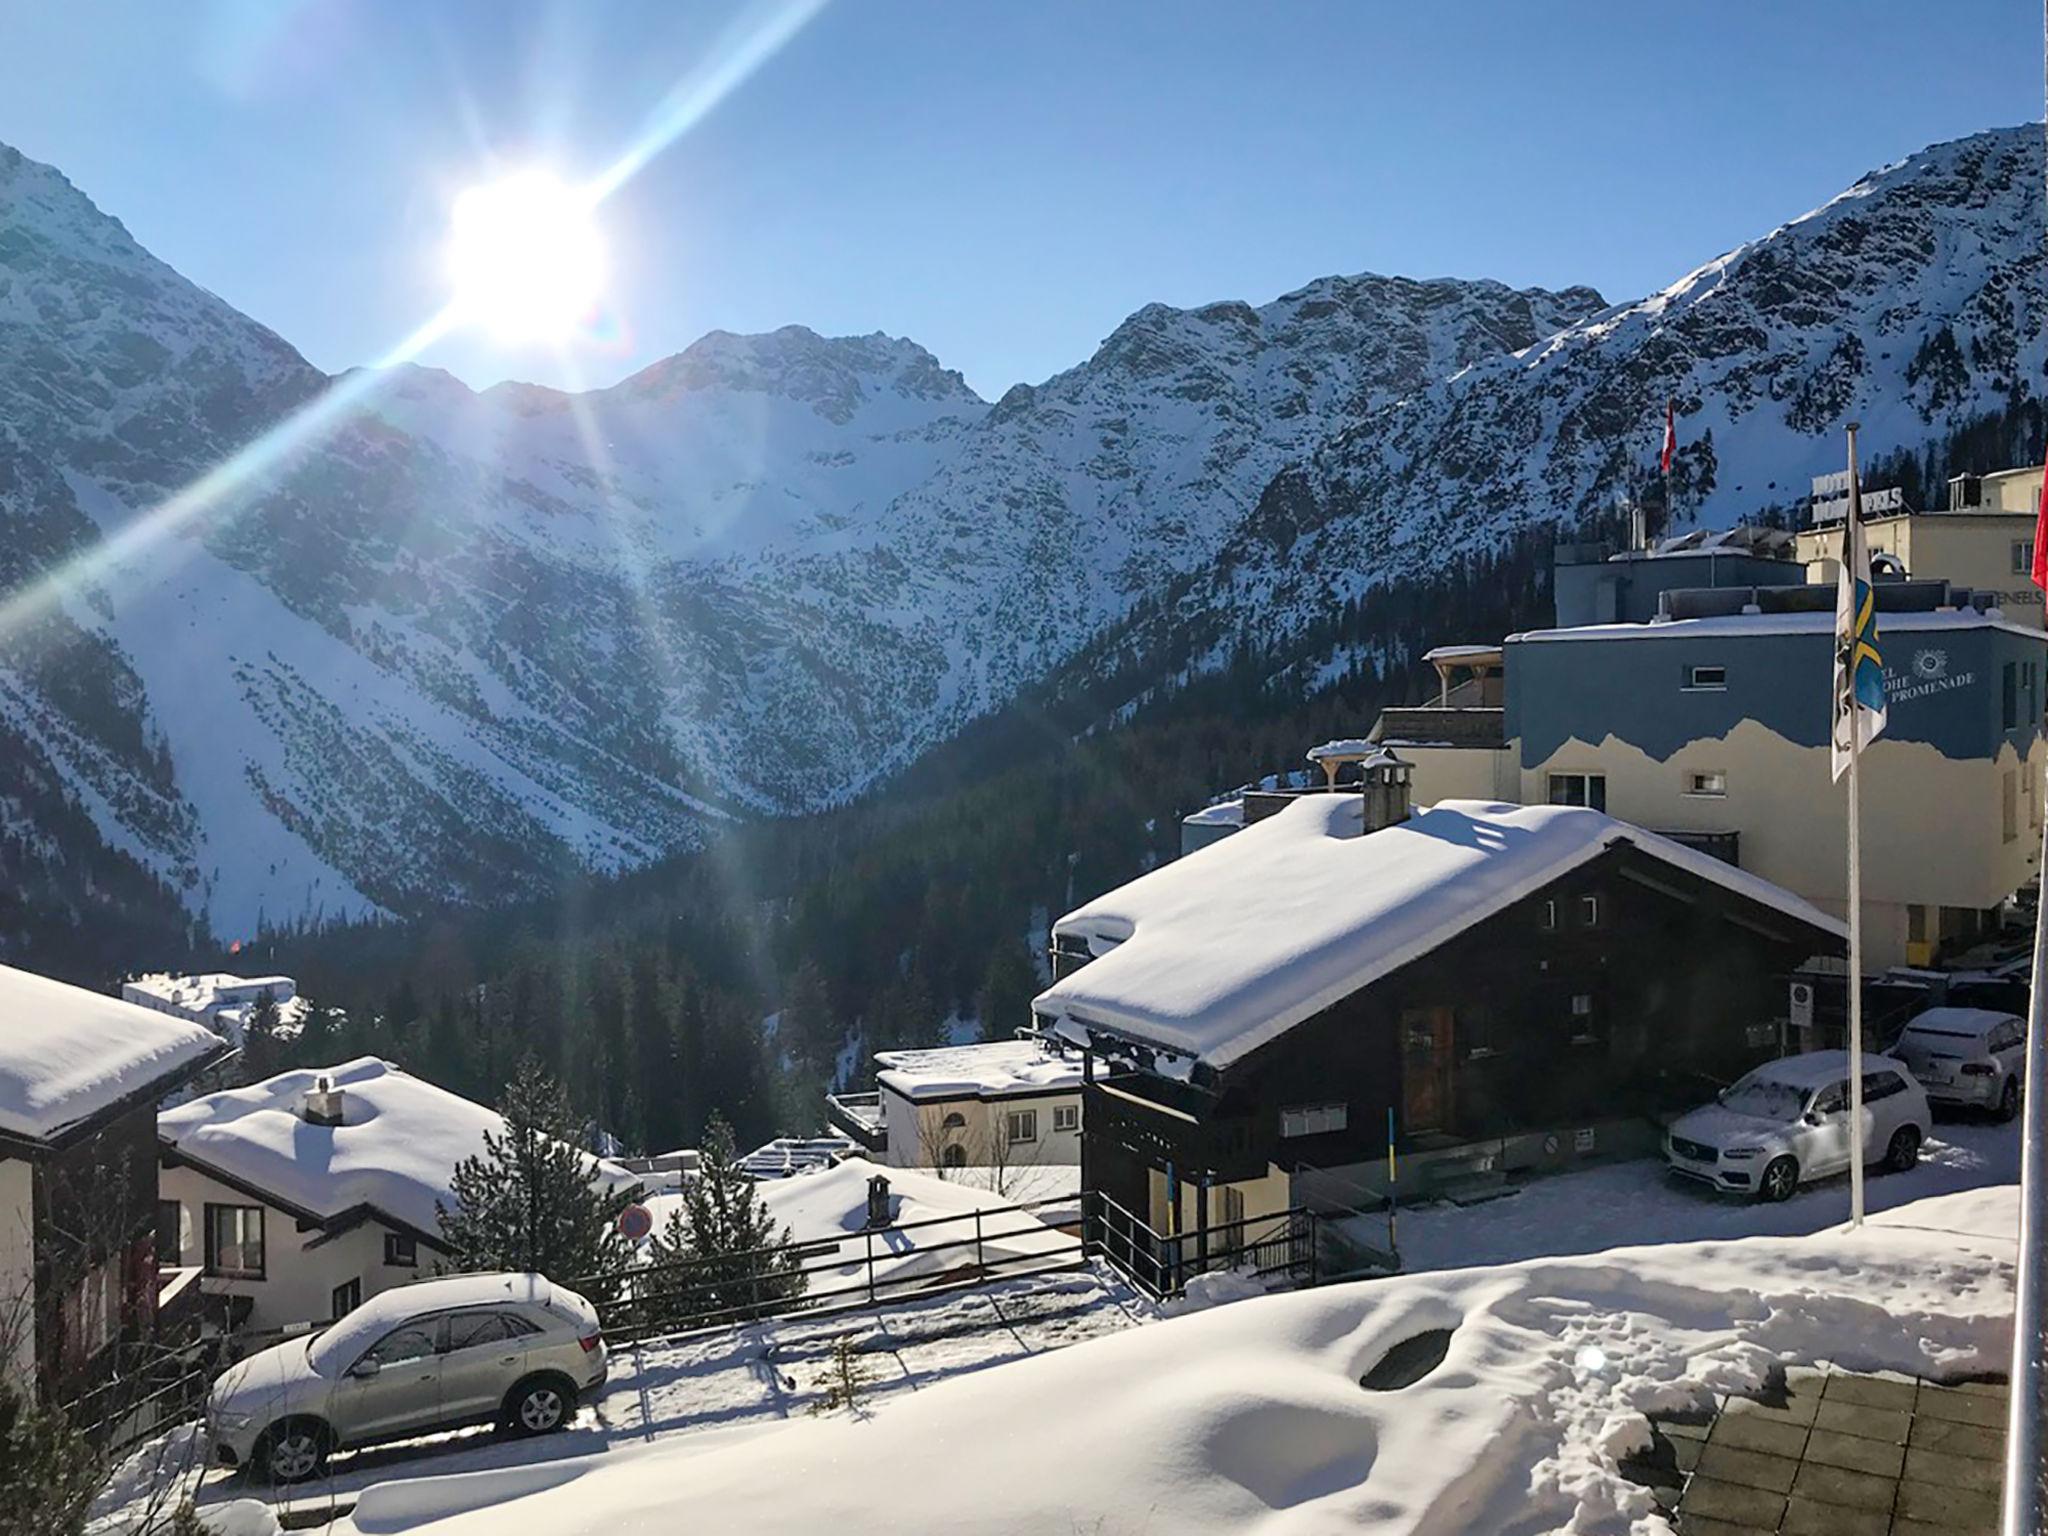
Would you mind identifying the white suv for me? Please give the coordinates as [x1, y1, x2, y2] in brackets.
[1890, 1007, 2027, 1120]
[1665, 1050, 1930, 1202]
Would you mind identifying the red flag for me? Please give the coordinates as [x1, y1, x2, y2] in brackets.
[1660, 400, 1676, 475]
[2033, 439, 2048, 591]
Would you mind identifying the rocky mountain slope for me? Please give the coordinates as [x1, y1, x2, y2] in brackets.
[1, 125, 2040, 947]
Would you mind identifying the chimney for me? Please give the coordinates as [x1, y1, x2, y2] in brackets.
[864, 1173, 892, 1230]
[302, 1075, 345, 1128]
[1359, 747, 1414, 834]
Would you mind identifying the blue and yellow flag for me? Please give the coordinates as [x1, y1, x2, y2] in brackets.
[1831, 458, 1886, 781]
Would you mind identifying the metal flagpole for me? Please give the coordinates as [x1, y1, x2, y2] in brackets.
[1844, 422, 1865, 1230]
[1998, 9, 2048, 1527]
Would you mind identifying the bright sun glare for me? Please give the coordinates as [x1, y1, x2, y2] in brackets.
[445, 169, 606, 344]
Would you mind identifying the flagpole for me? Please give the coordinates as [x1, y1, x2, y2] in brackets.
[1844, 421, 1866, 1230]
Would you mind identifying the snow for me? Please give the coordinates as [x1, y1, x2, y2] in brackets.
[1039, 797, 1846, 1072]
[307, 1274, 561, 1376]
[327, 1183, 2018, 1536]
[733, 1135, 855, 1179]
[873, 1039, 1083, 1100]
[0, 963, 225, 1140]
[1181, 798, 1243, 828]
[1303, 737, 1382, 760]
[157, 1058, 641, 1238]
[1511, 607, 2039, 645]
[1419, 644, 1503, 662]
[1899, 1005, 2018, 1039]
[643, 1157, 1073, 1298]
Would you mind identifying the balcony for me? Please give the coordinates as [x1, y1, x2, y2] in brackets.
[1371, 705, 1507, 750]
[824, 1090, 888, 1153]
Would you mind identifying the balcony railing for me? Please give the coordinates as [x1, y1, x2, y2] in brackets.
[1372, 705, 1507, 749]
[824, 1090, 888, 1152]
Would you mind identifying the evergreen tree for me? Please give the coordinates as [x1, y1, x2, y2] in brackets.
[0, 1381, 100, 1536]
[647, 1115, 804, 1325]
[973, 939, 1040, 1042]
[437, 1058, 632, 1282]
[238, 990, 284, 1083]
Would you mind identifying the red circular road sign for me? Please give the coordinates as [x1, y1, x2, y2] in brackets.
[617, 1203, 653, 1242]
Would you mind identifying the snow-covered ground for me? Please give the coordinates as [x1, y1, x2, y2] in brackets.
[328, 1182, 2015, 1536]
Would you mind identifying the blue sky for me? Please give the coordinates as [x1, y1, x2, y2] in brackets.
[4, 0, 2040, 400]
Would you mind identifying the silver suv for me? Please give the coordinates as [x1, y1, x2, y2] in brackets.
[208, 1273, 608, 1483]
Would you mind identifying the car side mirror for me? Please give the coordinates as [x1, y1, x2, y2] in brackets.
[348, 1358, 381, 1379]
[1802, 1111, 1821, 1126]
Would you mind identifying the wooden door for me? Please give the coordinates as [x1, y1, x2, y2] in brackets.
[1400, 1006, 1456, 1134]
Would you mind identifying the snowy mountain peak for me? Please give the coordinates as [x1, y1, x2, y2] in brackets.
[617, 324, 984, 421]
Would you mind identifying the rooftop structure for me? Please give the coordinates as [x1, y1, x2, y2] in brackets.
[874, 1039, 1085, 1101]
[735, 1134, 856, 1179]
[122, 971, 307, 1046]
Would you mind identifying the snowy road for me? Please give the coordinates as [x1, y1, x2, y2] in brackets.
[1395, 1110, 2020, 1274]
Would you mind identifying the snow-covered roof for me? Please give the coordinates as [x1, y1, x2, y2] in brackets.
[1182, 799, 1244, 828]
[1421, 643, 1504, 663]
[1899, 1006, 2019, 1038]
[0, 964, 228, 1142]
[644, 1157, 1068, 1295]
[874, 1040, 1084, 1101]
[1037, 798, 1846, 1072]
[1739, 1050, 1907, 1089]
[735, 1135, 855, 1179]
[158, 1058, 641, 1238]
[305, 1273, 559, 1376]
[1510, 609, 2042, 645]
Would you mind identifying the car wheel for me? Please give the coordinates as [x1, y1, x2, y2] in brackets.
[1886, 1125, 1923, 1173]
[505, 1376, 572, 1436]
[257, 1419, 331, 1485]
[1997, 1078, 2021, 1123]
[1759, 1156, 1799, 1202]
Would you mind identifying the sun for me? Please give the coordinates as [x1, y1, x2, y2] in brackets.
[445, 169, 606, 344]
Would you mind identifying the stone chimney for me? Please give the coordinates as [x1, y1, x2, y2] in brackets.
[1358, 746, 1414, 834]
[864, 1173, 892, 1230]
[301, 1075, 346, 1127]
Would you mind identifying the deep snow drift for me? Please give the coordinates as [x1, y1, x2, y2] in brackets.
[341, 1185, 2016, 1536]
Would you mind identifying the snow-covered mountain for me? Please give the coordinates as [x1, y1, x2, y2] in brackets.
[2, 125, 2041, 941]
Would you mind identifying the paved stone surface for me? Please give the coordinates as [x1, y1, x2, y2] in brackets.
[1626, 1365, 2013, 1535]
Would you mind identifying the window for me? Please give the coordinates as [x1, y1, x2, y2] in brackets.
[1684, 665, 1727, 691]
[1908, 904, 1930, 944]
[1005, 1109, 1039, 1144]
[331, 1279, 361, 1320]
[941, 1144, 966, 1168]
[383, 1232, 418, 1268]
[361, 1322, 439, 1368]
[1685, 769, 1728, 798]
[1539, 899, 1558, 931]
[2004, 769, 2019, 844]
[1547, 773, 1606, 812]
[155, 1200, 183, 1267]
[445, 1310, 535, 1351]
[1570, 993, 1593, 1016]
[204, 1204, 265, 1279]
[1052, 1103, 1079, 1133]
[1812, 1083, 1848, 1117]
[1579, 894, 1601, 927]
[1863, 1071, 1907, 1103]
[940, 1111, 967, 1132]
[1279, 1103, 1348, 1138]
[2016, 540, 2036, 576]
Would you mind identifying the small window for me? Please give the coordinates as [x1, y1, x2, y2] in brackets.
[155, 1200, 183, 1267]
[331, 1279, 361, 1320]
[445, 1311, 528, 1352]
[1862, 1071, 1906, 1103]
[1547, 773, 1606, 812]
[1570, 993, 1593, 1017]
[2016, 540, 2036, 576]
[1579, 894, 1601, 927]
[1005, 1109, 1039, 1144]
[1685, 769, 1728, 797]
[1685, 665, 1727, 690]
[1539, 899, 1557, 931]
[1279, 1103, 1348, 1138]
[941, 1144, 966, 1168]
[383, 1232, 419, 1268]
[204, 1204, 265, 1280]
[940, 1111, 967, 1132]
[1812, 1083, 1848, 1116]
[1052, 1103, 1079, 1133]
[362, 1322, 439, 1368]
[1217, 1183, 1245, 1231]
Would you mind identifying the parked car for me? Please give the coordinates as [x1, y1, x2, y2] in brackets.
[1889, 1006, 2027, 1120]
[1664, 1050, 1929, 1202]
[208, 1272, 607, 1484]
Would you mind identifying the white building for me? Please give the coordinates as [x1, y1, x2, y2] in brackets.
[122, 972, 307, 1047]
[830, 1040, 1085, 1172]
[1, 964, 228, 1400]
[157, 1057, 641, 1333]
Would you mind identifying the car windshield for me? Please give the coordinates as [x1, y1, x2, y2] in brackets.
[1719, 1075, 1808, 1122]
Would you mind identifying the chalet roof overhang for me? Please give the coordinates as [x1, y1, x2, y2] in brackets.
[158, 1139, 451, 1253]
[0, 1041, 236, 1161]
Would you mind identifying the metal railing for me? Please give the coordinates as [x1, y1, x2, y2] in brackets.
[1088, 1189, 1318, 1301]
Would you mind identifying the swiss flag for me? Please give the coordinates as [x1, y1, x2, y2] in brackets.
[2033, 438, 2048, 590]
[1660, 400, 1676, 475]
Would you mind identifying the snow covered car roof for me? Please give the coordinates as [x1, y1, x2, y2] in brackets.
[1737, 1050, 1910, 1089]
[873, 1040, 1084, 1101]
[1037, 798, 1846, 1073]
[159, 1057, 641, 1239]
[306, 1272, 561, 1376]
[0, 963, 228, 1142]
[1898, 1006, 2019, 1039]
